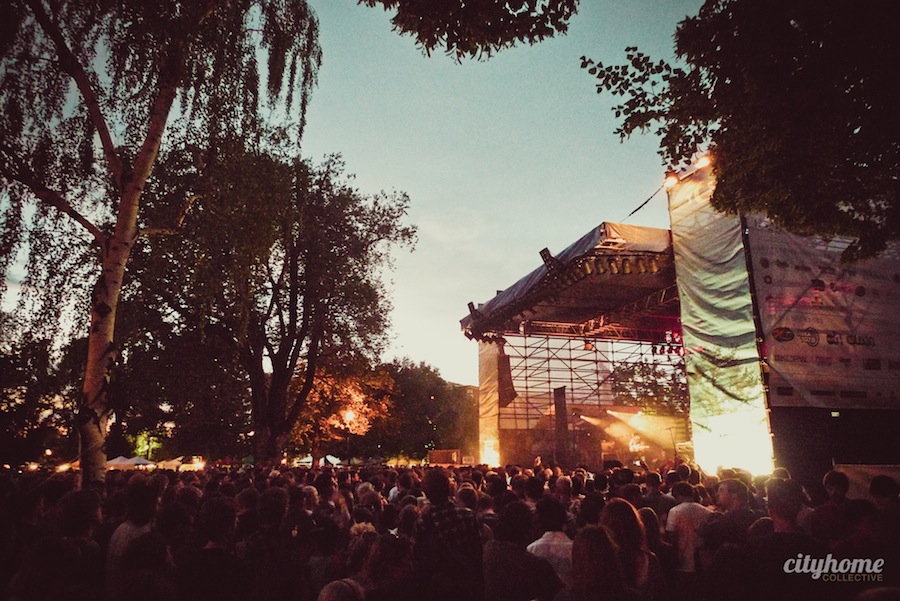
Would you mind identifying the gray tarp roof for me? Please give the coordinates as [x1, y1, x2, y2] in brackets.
[460, 222, 680, 342]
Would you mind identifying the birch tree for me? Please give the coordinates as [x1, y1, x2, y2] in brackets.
[0, 0, 320, 484]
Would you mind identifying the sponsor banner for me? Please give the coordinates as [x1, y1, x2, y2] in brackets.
[744, 214, 900, 409]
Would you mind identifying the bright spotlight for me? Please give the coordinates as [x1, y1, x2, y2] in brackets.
[695, 155, 711, 169]
[664, 173, 680, 189]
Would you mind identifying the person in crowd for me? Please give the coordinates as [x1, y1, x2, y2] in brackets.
[638, 507, 677, 589]
[697, 478, 762, 563]
[527, 496, 573, 588]
[664, 482, 712, 601]
[601, 498, 662, 601]
[414, 467, 484, 601]
[484, 501, 562, 601]
[176, 495, 249, 601]
[807, 469, 851, 550]
[566, 525, 637, 601]
[642, 472, 675, 522]
[106, 475, 158, 599]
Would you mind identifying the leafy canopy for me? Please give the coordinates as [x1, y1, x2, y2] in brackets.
[582, 0, 899, 258]
[0, 0, 321, 330]
[360, 0, 578, 60]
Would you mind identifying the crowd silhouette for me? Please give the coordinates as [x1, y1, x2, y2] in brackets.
[1, 459, 899, 601]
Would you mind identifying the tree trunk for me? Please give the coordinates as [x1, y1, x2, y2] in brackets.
[78, 232, 133, 486]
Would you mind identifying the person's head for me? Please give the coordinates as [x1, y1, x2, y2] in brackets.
[258, 486, 288, 528]
[198, 496, 236, 545]
[57, 489, 102, 539]
[672, 481, 695, 502]
[423, 468, 451, 505]
[637, 507, 662, 550]
[510, 474, 529, 498]
[535, 495, 567, 533]
[571, 526, 627, 597]
[869, 475, 900, 508]
[397, 504, 419, 540]
[766, 478, 804, 524]
[771, 467, 791, 480]
[456, 486, 478, 511]
[645, 472, 662, 490]
[577, 493, 605, 528]
[236, 486, 259, 513]
[363, 534, 414, 589]
[822, 470, 850, 500]
[619, 483, 642, 507]
[600, 498, 647, 557]
[495, 500, 536, 548]
[525, 476, 545, 502]
[717, 479, 749, 511]
[126, 476, 158, 526]
[554, 475, 573, 498]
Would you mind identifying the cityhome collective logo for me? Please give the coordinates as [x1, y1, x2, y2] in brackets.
[784, 554, 885, 582]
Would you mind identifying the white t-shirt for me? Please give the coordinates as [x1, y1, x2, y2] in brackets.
[665, 501, 713, 572]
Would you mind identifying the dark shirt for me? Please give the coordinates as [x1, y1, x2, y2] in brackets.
[483, 539, 561, 601]
[177, 547, 250, 601]
[415, 501, 483, 601]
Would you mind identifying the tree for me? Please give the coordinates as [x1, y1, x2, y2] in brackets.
[1, 0, 320, 484]
[581, 0, 899, 258]
[1, 0, 575, 484]
[609, 359, 688, 416]
[356, 360, 477, 461]
[359, 0, 578, 60]
[0, 313, 82, 465]
[130, 150, 415, 465]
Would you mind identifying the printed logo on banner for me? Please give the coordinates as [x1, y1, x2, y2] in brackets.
[772, 327, 795, 342]
[798, 328, 820, 347]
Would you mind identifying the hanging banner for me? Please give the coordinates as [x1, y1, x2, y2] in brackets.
[668, 167, 774, 475]
[478, 341, 501, 466]
[744, 215, 900, 409]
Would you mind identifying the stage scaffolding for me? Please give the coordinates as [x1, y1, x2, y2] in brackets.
[495, 334, 689, 467]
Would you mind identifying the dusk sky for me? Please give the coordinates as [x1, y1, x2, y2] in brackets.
[301, 0, 705, 385]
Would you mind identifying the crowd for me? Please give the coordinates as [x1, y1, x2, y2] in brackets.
[1, 459, 899, 601]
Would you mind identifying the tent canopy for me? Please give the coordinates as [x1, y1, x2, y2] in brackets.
[461, 222, 679, 343]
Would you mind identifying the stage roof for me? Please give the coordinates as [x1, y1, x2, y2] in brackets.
[460, 222, 681, 343]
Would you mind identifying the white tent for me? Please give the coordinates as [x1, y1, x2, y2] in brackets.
[156, 457, 184, 470]
[127, 456, 155, 468]
[106, 456, 131, 469]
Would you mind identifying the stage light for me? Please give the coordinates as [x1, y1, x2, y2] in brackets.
[583, 341, 594, 351]
[695, 155, 711, 168]
[664, 172, 679, 189]
[692, 408, 774, 476]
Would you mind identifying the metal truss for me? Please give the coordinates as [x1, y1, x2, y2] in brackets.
[499, 334, 685, 431]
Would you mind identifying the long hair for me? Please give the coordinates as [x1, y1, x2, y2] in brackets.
[570, 525, 628, 601]
[600, 498, 647, 588]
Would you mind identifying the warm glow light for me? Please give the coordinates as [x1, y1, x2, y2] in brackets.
[695, 155, 711, 168]
[481, 439, 500, 467]
[56, 463, 71, 472]
[664, 174, 680, 189]
[26, 462, 39, 471]
[692, 407, 774, 476]
[343, 409, 357, 423]
[44, 448, 53, 456]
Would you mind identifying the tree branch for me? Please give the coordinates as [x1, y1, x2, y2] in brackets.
[2, 167, 103, 243]
[139, 193, 201, 236]
[26, 0, 124, 189]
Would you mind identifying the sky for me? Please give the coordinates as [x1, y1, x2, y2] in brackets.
[300, 0, 704, 386]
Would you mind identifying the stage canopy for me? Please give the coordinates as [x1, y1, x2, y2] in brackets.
[460, 222, 680, 343]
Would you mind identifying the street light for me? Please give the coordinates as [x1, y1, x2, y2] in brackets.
[343, 409, 356, 464]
